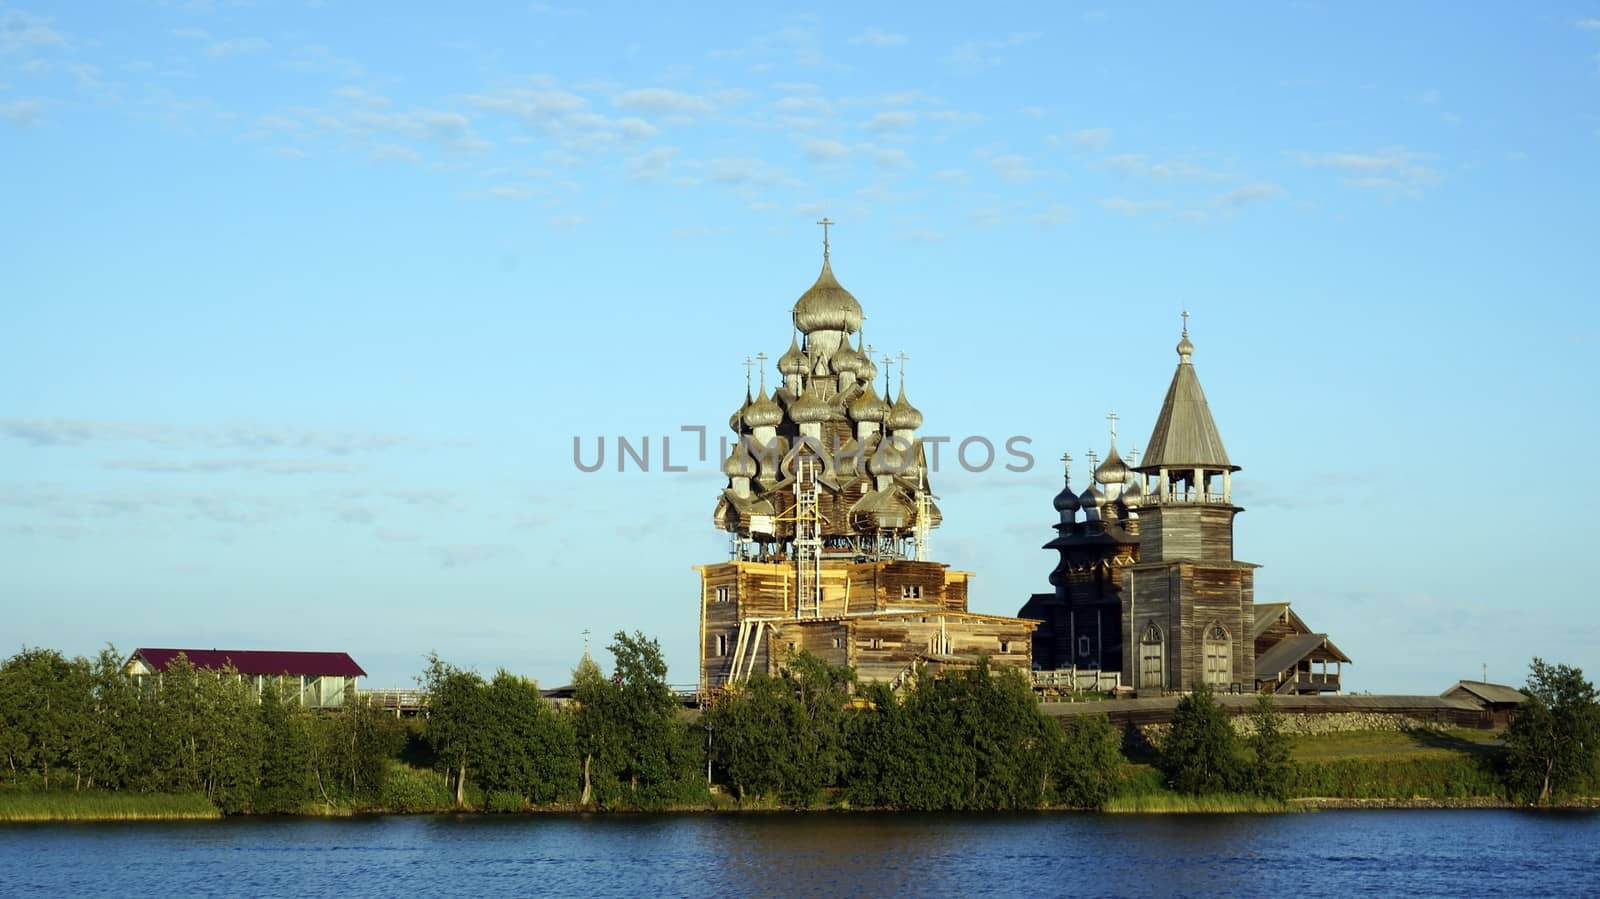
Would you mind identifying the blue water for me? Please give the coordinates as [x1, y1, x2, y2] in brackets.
[2, 811, 1597, 897]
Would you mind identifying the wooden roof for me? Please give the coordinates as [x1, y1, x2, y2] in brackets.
[1139, 347, 1236, 472]
[1255, 633, 1352, 679]
[1442, 680, 1527, 706]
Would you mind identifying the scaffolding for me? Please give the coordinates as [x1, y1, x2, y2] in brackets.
[793, 455, 823, 618]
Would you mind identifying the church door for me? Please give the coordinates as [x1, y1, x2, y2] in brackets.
[1203, 624, 1231, 688]
[1138, 622, 1164, 689]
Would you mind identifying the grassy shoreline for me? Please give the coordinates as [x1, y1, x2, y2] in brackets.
[0, 792, 221, 822]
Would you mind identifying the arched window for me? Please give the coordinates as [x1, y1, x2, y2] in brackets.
[1203, 623, 1231, 688]
[1139, 621, 1165, 689]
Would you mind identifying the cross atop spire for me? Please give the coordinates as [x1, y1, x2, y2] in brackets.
[1060, 452, 1073, 480]
[1182, 308, 1190, 338]
[742, 355, 753, 393]
[897, 351, 909, 384]
[756, 351, 768, 392]
[582, 627, 591, 656]
[881, 353, 893, 394]
[1107, 410, 1119, 442]
[817, 217, 834, 260]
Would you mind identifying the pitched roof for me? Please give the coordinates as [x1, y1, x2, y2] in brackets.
[1442, 680, 1527, 705]
[1252, 603, 1291, 638]
[1139, 356, 1236, 472]
[132, 648, 366, 678]
[1255, 634, 1352, 679]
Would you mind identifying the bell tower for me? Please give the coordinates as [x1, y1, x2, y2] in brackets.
[1121, 316, 1255, 692]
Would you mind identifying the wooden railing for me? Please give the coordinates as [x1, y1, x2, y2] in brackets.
[1033, 668, 1121, 692]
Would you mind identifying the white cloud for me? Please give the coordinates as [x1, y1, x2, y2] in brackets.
[1099, 197, 1168, 217]
[804, 138, 849, 162]
[851, 27, 907, 47]
[613, 87, 713, 118]
[1028, 205, 1074, 226]
[1069, 127, 1112, 152]
[943, 32, 1041, 72]
[0, 418, 412, 454]
[1, 7, 65, 54]
[1, 98, 43, 127]
[626, 146, 678, 181]
[1216, 182, 1282, 207]
[1296, 147, 1441, 196]
[989, 153, 1035, 182]
[172, 28, 269, 60]
[1576, 18, 1600, 30]
[863, 109, 916, 132]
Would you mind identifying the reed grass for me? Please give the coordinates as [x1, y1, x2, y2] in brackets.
[1105, 792, 1296, 814]
[0, 791, 220, 822]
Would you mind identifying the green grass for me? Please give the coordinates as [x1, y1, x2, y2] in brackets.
[1290, 728, 1500, 761]
[1105, 792, 1296, 813]
[0, 791, 220, 822]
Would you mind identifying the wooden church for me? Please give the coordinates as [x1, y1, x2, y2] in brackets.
[697, 228, 1038, 692]
[1017, 319, 1350, 694]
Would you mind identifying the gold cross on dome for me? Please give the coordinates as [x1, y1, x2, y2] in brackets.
[817, 217, 833, 258]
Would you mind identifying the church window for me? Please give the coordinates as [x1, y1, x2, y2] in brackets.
[901, 585, 922, 600]
[830, 637, 841, 649]
[999, 640, 1011, 654]
[1203, 624, 1231, 688]
[1078, 635, 1091, 658]
[715, 634, 728, 657]
[870, 638, 882, 650]
[715, 586, 731, 604]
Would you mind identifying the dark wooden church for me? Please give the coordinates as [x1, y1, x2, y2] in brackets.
[1017, 319, 1349, 694]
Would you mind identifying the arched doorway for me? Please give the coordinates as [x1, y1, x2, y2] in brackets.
[1202, 623, 1231, 688]
[1138, 621, 1165, 689]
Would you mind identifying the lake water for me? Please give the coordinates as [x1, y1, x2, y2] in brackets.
[3, 811, 1597, 897]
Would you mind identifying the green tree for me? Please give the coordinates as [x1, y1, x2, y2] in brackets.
[0, 647, 93, 790]
[478, 671, 579, 806]
[1246, 693, 1292, 801]
[420, 653, 490, 807]
[1505, 658, 1600, 804]
[843, 660, 1058, 811]
[571, 632, 705, 810]
[707, 651, 854, 807]
[1160, 683, 1243, 795]
[255, 681, 314, 812]
[310, 695, 404, 806]
[570, 652, 621, 807]
[1054, 713, 1126, 809]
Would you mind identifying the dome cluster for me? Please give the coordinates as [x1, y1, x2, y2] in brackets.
[715, 252, 938, 546]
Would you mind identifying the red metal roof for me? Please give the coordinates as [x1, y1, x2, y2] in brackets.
[132, 648, 366, 678]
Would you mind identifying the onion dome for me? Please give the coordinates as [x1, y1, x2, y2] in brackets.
[1053, 480, 1081, 514]
[777, 334, 808, 377]
[1079, 483, 1106, 508]
[1122, 475, 1145, 506]
[788, 385, 833, 425]
[885, 386, 923, 431]
[729, 394, 751, 432]
[1177, 333, 1195, 363]
[858, 352, 879, 385]
[743, 387, 784, 429]
[849, 382, 889, 423]
[868, 439, 909, 477]
[792, 258, 863, 335]
[831, 338, 866, 377]
[722, 445, 757, 479]
[1095, 445, 1130, 485]
[834, 437, 863, 478]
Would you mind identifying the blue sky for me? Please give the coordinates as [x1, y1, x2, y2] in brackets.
[3, 2, 1598, 692]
